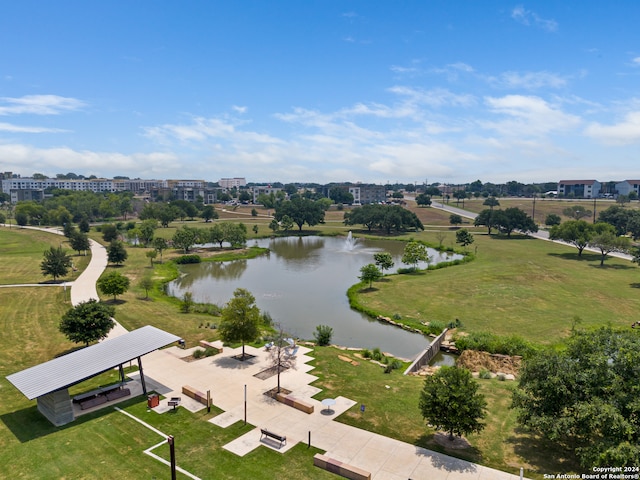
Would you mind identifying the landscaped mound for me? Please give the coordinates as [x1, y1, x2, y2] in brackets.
[456, 350, 521, 376]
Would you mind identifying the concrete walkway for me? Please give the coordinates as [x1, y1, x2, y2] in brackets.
[134, 343, 523, 480]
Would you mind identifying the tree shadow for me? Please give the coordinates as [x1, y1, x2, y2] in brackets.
[358, 287, 380, 293]
[413, 432, 481, 466]
[586, 263, 634, 270]
[105, 298, 127, 305]
[547, 252, 601, 262]
[630, 283, 640, 289]
[489, 234, 535, 240]
[505, 427, 580, 474]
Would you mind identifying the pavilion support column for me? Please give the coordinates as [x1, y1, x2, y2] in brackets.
[118, 364, 125, 384]
[137, 356, 147, 395]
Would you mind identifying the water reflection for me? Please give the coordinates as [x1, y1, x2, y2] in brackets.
[168, 236, 462, 358]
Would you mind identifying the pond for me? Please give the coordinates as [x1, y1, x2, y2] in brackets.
[167, 235, 462, 359]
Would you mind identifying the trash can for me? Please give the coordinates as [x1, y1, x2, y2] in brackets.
[147, 394, 159, 408]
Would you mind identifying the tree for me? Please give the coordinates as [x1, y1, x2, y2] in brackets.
[449, 214, 463, 227]
[200, 205, 218, 222]
[359, 263, 382, 289]
[549, 220, 594, 256]
[494, 207, 538, 236]
[138, 219, 157, 247]
[274, 197, 325, 232]
[513, 327, 640, 467]
[59, 299, 115, 346]
[419, 366, 487, 441]
[373, 252, 394, 274]
[279, 215, 294, 233]
[219, 288, 261, 360]
[269, 218, 280, 233]
[146, 249, 157, 267]
[138, 275, 154, 299]
[101, 223, 118, 242]
[563, 205, 592, 220]
[455, 229, 474, 248]
[482, 196, 500, 210]
[107, 240, 128, 265]
[453, 190, 467, 207]
[544, 213, 561, 226]
[152, 237, 168, 261]
[69, 231, 90, 255]
[78, 217, 91, 233]
[267, 325, 297, 393]
[97, 271, 130, 301]
[415, 193, 432, 207]
[588, 226, 630, 266]
[41, 246, 72, 281]
[172, 225, 200, 253]
[401, 241, 430, 271]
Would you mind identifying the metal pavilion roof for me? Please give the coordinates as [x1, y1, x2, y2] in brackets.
[6, 325, 180, 400]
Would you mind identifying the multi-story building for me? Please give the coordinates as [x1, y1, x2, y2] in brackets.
[557, 180, 601, 198]
[251, 185, 282, 203]
[219, 177, 246, 189]
[348, 184, 386, 205]
[615, 180, 640, 197]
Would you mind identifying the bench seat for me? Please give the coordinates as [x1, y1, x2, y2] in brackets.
[275, 392, 314, 414]
[182, 385, 208, 406]
[260, 428, 286, 448]
[313, 454, 371, 480]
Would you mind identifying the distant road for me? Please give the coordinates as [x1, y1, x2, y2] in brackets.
[423, 199, 634, 262]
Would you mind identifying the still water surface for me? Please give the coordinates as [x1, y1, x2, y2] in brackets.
[167, 236, 461, 359]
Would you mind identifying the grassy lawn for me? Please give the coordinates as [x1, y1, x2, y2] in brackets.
[309, 347, 580, 477]
[3, 218, 637, 478]
[0, 226, 91, 285]
[352, 231, 640, 343]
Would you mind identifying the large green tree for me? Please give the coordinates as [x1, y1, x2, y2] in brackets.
[274, 197, 325, 232]
[97, 271, 131, 301]
[373, 252, 394, 274]
[59, 299, 115, 346]
[588, 225, 631, 266]
[419, 366, 487, 441]
[513, 327, 640, 467]
[172, 225, 201, 253]
[69, 231, 91, 256]
[549, 220, 594, 256]
[218, 288, 261, 360]
[493, 207, 538, 236]
[41, 246, 72, 281]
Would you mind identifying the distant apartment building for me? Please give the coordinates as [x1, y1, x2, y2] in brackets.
[557, 180, 601, 199]
[251, 185, 282, 203]
[616, 180, 640, 197]
[348, 184, 386, 205]
[219, 177, 246, 189]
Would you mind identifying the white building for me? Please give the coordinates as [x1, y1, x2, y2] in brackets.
[615, 180, 640, 197]
[219, 177, 246, 189]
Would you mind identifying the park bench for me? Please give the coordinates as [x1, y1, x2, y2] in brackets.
[73, 382, 124, 403]
[313, 454, 371, 480]
[275, 392, 314, 414]
[182, 385, 209, 406]
[260, 428, 286, 448]
[199, 340, 223, 353]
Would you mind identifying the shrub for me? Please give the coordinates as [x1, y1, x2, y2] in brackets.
[261, 312, 273, 327]
[313, 324, 334, 346]
[175, 254, 201, 264]
[392, 313, 402, 320]
[181, 292, 194, 313]
[453, 331, 537, 357]
[361, 349, 371, 358]
[479, 369, 492, 379]
[447, 318, 463, 329]
[192, 348, 205, 359]
[371, 347, 384, 362]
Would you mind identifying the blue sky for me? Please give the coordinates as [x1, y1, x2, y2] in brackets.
[1, 1, 639, 185]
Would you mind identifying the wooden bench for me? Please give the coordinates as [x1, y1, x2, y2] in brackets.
[79, 395, 108, 410]
[73, 383, 124, 403]
[260, 428, 286, 448]
[182, 385, 209, 406]
[275, 392, 314, 414]
[199, 340, 223, 353]
[313, 454, 371, 480]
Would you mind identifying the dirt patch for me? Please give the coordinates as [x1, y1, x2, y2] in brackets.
[456, 350, 521, 376]
[263, 387, 291, 399]
[254, 366, 288, 380]
[433, 432, 472, 450]
[338, 354, 359, 366]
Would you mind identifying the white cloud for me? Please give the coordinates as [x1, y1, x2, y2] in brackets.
[511, 5, 558, 31]
[489, 71, 568, 89]
[482, 95, 581, 136]
[631, 57, 640, 66]
[584, 111, 640, 145]
[232, 105, 247, 114]
[388, 86, 476, 108]
[0, 95, 86, 115]
[0, 122, 69, 133]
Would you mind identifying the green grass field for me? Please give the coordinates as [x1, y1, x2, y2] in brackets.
[1, 213, 637, 478]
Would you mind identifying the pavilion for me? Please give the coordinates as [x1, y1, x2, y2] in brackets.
[6, 325, 180, 426]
